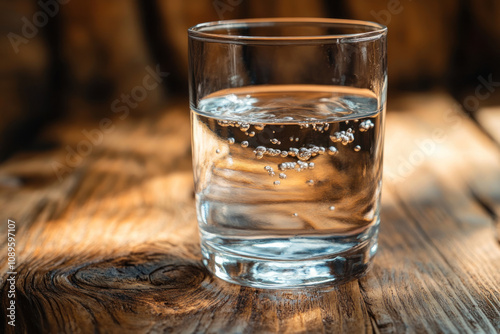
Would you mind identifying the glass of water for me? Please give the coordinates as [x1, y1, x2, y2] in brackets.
[189, 18, 387, 288]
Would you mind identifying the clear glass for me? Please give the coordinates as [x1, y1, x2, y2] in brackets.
[189, 18, 387, 288]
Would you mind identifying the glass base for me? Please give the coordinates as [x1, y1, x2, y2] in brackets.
[201, 231, 378, 289]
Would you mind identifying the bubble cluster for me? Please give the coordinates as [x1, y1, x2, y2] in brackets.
[264, 165, 276, 176]
[270, 138, 281, 145]
[217, 120, 240, 127]
[278, 160, 311, 172]
[288, 148, 299, 157]
[298, 148, 312, 161]
[330, 128, 355, 145]
[279, 162, 297, 171]
[359, 120, 374, 132]
[216, 115, 374, 189]
[253, 146, 283, 159]
[277, 145, 326, 161]
[301, 122, 330, 132]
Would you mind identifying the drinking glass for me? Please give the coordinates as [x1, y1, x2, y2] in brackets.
[189, 18, 387, 288]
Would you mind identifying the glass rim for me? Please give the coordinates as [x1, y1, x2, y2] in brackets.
[188, 18, 387, 45]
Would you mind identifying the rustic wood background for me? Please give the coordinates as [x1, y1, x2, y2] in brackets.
[1, 0, 500, 333]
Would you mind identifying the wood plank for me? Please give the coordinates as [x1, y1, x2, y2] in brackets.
[1, 95, 499, 333]
[475, 105, 500, 244]
[370, 93, 500, 333]
[476, 106, 500, 148]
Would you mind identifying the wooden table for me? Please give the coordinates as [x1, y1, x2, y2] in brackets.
[1, 93, 499, 333]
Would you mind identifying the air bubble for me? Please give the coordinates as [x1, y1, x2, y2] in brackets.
[354, 145, 361, 152]
[306, 180, 314, 186]
[308, 162, 315, 169]
[289, 136, 294, 142]
[270, 138, 281, 145]
[273, 181, 281, 186]
[240, 123, 250, 131]
[295, 137, 299, 142]
[283, 116, 294, 121]
[254, 124, 265, 131]
[328, 146, 338, 155]
[248, 131, 255, 137]
[228, 137, 235, 144]
[256, 152, 264, 159]
[264, 166, 272, 171]
[318, 147, 326, 155]
[279, 173, 287, 179]
[280, 151, 288, 157]
[255, 146, 266, 153]
[329, 206, 335, 211]
[241, 141, 249, 148]
[292, 213, 298, 217]
[216, 149, 220, 154]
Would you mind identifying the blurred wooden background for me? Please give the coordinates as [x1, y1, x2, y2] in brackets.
[1, 0, 500, 160]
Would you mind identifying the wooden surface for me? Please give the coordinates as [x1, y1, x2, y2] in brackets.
[1, 92, 500, 333]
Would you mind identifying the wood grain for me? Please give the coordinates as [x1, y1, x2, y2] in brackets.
[1, 95, 500, 333]
[475, 105, 500, 241]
